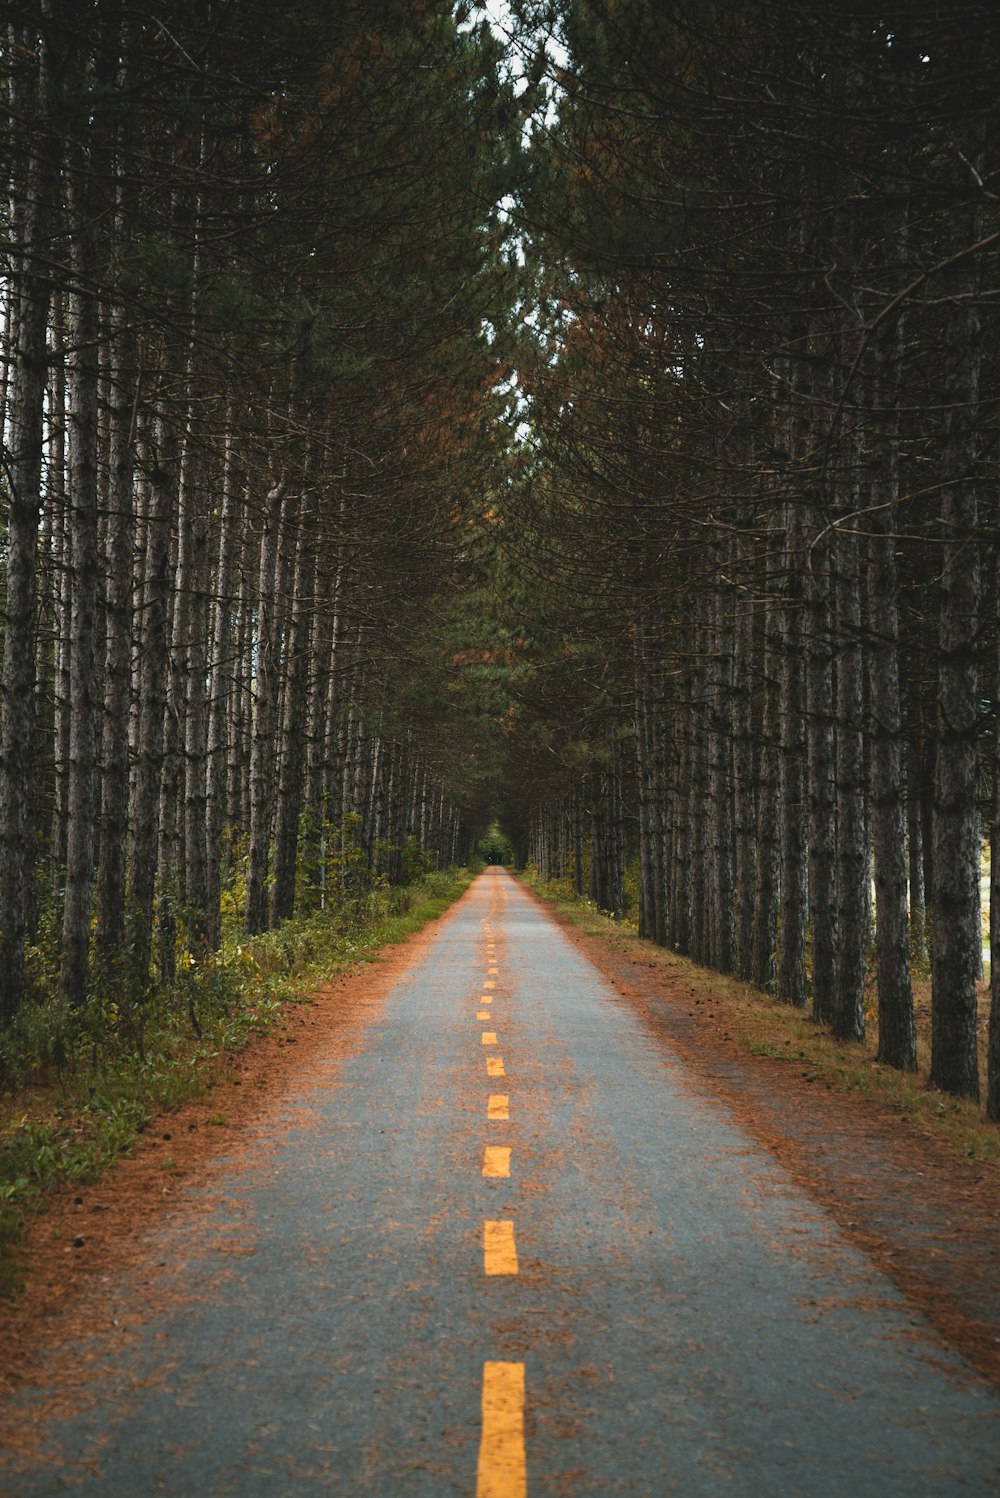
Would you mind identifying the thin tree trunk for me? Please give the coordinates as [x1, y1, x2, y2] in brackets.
[127, 414, 174, 986]
[732, 533, 756, 979]
[833, 516, 867, 1043]
[930, 256, 983, 1099]
[907, 766, 927, 965]
[94, 314, 137, 961]
[205, 430, 240, 948]
[777, 497, 807, 1006]
[59, 158, 102, 1011]
[244, 472, 286, 934]
[48, 304, 71, 876]
[634, 622, 657, 941]
[867, 338, 916, 1070]
[0, 25, 54, 1022]
[710, 551, 735, 975]
[987, 546, 1000, 1121]
[672, 674, 694, 956]
[271, 489, 312, 923]
[751, 532, 781, 991]
[805, 512, 838, 1026]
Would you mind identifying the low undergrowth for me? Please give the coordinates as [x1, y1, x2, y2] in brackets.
[0, 867, 471, 1298]
[519, 870, 1000, 1174]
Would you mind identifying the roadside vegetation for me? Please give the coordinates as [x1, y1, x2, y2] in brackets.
[0, 865, 472, 1299]
[520, 868, 1000, 1173]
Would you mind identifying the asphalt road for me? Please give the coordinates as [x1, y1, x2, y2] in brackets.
[4, 868, 998, 1495]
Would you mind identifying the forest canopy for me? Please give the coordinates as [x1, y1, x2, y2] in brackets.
[1, 1, 998, 1114]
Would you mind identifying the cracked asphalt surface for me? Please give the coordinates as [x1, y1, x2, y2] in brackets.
[2, 868, 998, 1494]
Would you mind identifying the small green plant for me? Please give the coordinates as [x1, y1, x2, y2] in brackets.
[0, 861, 473, 1298]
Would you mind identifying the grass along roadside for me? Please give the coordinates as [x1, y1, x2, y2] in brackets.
[519, 871, 1000, 1175]
[0, 867, 473, 1298]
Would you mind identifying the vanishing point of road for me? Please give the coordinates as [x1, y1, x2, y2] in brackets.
[2, 869, 998, 1494]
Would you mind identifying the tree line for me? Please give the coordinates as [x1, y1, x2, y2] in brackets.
[0, 0, 514, 1047]
[4, 0, 999, 1125]
[498, 0, 1000, 1115]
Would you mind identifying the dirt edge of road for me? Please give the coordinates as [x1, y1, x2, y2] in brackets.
[521, 884, 1000, 1391]
[0, 882, 478, 1441]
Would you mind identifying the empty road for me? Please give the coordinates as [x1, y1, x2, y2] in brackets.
[2, 868, 997, 1495]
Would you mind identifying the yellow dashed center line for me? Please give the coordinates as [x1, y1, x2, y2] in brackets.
[477, 1362, 526, 1498]
[484, 1220, 519, 1275]
[476, 905, 523, 1491]
[482, 1146, 511, 1178]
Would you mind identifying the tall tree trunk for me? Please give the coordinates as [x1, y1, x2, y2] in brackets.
[127, 414, 174, 986]
[228, 555, 254, 832]
[710, 550, 735, 974]
[271, 488, 312, 923]
[59, 158, 102, 1011]
[634, 621, 657, 941]
[672, 671, 694, 956]
[244, 471, 286, 934]
[804, 507, 838, 1025]
[833, 515, 867, 1043]
[48, 304, 71, 876]
[777, 497, 807, 1006]
[907, 763, 928, 966]
[751, 526, 781, 991]
[205, 430, 240, 948]
[867, 340, 916, 1071]
[0, 22, 54, 1023]
[94, 313, 137, 962]
[179, 430, 211, 949]
[987, 546, 1000, 1121]
[930, 247, 983, 1099]
[732, 531, 756, 980]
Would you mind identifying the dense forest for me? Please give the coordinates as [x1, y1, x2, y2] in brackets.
[2, 3, 999, 1116]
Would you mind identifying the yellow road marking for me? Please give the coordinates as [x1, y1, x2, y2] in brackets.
[477, 1010, 491, 1020]
[482, 1031, 497, 1046]
[483, 980, 496, 989]
[488, 1094, 509, 1120]
[486, 1056, 506, 1078]
[477, 1362, 526, 1498]
[489, 966, 500, 975]
[482, 1146, 511, 1178]
[484, 1220, 519, 1275]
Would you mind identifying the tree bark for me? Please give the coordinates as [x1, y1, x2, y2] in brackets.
[777, 497, 807, 1006]
[271, 487, 312, 923]
[988, 547, 1000, 1121]
[804, 510, 838, 1026]
[127, 414, 175, 986]
[833, 515, 867, 1043]
[930, 254, 983, 1099]
[94, 312, 137, 961]
[59, 155, 102, 1011]
[751, 526, 781, 991]
[205, 430, 240, 948]
[867, 353, 916, 1070]
[0, 21, 54, 1023]
[244, 472, 286, 934]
